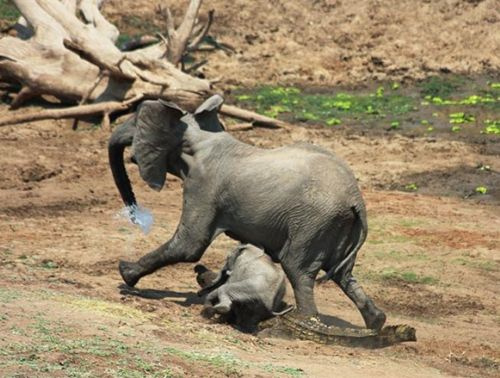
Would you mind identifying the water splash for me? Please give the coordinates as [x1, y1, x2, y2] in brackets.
[116, 204, 154, 235]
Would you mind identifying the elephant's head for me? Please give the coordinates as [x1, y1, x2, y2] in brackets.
[108, 94, 224, 214]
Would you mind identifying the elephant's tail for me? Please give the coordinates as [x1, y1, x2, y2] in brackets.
[108, 117, 137, 208]
[317, 205, 367, 283]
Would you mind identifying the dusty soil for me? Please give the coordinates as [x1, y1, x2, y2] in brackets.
[1, 0, 499, 376]
[104, 0, 500, 87]
[0, 116, 498, 377]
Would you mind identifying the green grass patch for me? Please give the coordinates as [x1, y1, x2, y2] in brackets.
[0, 0, 20, 24]
[264, 364, 305, 377]
[234, 79, 499, 136]
[1, 314, 132, 375]
[403, 183, 418, 192]
[452, 257, 497, 272]
[0, 287, 21, 303]
[115, 366, 174, 378]
[164, 347, 245, 375]
[482, 119, 500, 135]
[379, 268, 438, 285]
[40, 259, 58, 269]
[362, 268, 438, 285]
[234, 85, 415, 125]
[419, 75, 465, 98]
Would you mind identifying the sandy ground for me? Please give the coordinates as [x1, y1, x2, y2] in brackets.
[0, 0, 499, 376]
[0, 117, 498, 377]
[104, 0, 500, 88]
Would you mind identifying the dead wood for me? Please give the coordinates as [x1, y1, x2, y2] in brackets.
[0, 0, 212, 117]
[220, 105, 290, 129]
[0, 95, 144, 127]
[225, 123, 254, 131]
[0, 0, 283, 132]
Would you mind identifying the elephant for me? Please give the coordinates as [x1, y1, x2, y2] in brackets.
[108, 94, 387, 332]
[194, 244, 292, 332]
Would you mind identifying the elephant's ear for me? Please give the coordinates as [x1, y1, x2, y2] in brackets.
[194, 94, 224, 132]
[133, 100, 184, 191]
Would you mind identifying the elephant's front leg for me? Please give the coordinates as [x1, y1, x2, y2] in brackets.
[119, 206, 216, 287]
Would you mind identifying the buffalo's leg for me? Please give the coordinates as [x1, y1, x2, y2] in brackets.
[335, 274, 386, 330]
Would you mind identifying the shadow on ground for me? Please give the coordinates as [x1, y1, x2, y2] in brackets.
[119, 284, 204, 306]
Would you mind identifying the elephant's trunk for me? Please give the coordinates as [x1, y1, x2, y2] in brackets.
[108, 118, 137, 208]
[108, 139, 136, 208]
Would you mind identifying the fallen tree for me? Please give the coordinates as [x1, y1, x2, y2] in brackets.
[0, 0, 286, 129]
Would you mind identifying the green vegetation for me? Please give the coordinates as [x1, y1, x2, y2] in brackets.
[475, 186, 488, 195]
[483, 119, 500, 134]
[0, 287, 21, 303]
[390, 120, 400, 129]
[264, 364, 305, 376]
[40, 259, 58, 269]
[1, 314, 133, 375]
[423, 94, 496, 107]
[164, 347, 244, 375]
[0, 0, 20, 24]
[234, 77, 499, 136]
[235, 85, 414, 126]
[419, 75, 465, 98]
[378, 268, 438, 285]
[404, 183, 418, 192]
[452, 257, 497, 272]
[449, 112, 475, 124]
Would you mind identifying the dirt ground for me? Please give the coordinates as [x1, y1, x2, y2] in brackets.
[0, 117, 498, 377]
[1, 0, 499, 377]
[104, 0, 500, 87]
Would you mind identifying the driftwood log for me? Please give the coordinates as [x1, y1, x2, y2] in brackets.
[0, 0, 287, 130]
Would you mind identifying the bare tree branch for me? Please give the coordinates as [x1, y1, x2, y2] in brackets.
[0, 0, 273, 132]
[157, 0, 205, 66]
[0, 95, 144, 127]
[187, 10, 214, 52]
[0, 0, 212, 116]
[220, 105, 290, 129]
[78, 0, 119, 42]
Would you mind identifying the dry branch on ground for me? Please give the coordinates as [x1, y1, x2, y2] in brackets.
[0, 0, 212, 123]
[0, 0, 286, 130]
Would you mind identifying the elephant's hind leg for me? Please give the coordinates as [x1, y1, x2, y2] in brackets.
[335, 274, 386, 330]
[280, 244, 322, 317]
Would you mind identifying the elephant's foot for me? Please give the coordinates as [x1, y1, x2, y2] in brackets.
[118, 260, 143, 287]
[361, 299, 386, 331]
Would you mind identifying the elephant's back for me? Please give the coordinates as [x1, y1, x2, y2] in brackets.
[231, 247, 284, 284]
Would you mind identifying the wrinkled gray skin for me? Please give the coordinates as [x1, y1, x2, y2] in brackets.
[195, 244, 291, 332]
[108, 95, 386, 331]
